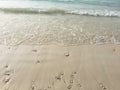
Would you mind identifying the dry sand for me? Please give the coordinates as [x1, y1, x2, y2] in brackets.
[0, 44, 120, 90]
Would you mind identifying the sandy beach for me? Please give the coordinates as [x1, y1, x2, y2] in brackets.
[0, 44, 120, 90]
[0, 12, 120, 90]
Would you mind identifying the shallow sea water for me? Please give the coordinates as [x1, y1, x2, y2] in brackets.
[0, 13, 120, 46]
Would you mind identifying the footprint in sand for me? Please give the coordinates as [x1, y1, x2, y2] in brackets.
[51, 72, 66, 89]
[4, 70, 11, 76]
[3, 76, 11, 84]
[4, 68, 14, 76]
[66, 71, 77, 89]
[67, 84, 72, 89]
[67, 82, 73, 89]
[55, 72, 64, 81]
[67, 79, 73, 89]
[55, 75, 62, 81]
[31, 85, 35, 90]
[36, 60, 40, 64]
[72, 71, 82, 89]
[73, 71, 77, 74]
[67, 71, 79, 89]
[32, 49, 37, 52]
[77, 83, 82, 88]
[31, 80, 39, 90]
[70, 71, 77, 79]
[52, 81, 54, 86]
[31, 82, 35, 90]
[47, 86, 51, 89]
[4, 64, 9, 69]
[64, 51, 70, 57]
[3, 67, 14, 84]
[113, 48, 116, 52]
[99, 83, 107, 89]
[53, 71, 78, 89]
[8, 47, 11, 49]
[69, 80, 73, 84]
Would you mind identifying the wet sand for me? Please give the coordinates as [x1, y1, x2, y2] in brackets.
[0, 45, 120, 90]
[0, 14, 120, 45]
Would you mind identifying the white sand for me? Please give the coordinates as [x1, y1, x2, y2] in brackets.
[0, 44, 120, 90]
[0, 13, 120, 90]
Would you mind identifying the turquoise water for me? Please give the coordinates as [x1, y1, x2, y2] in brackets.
[0, 0, 120, 16]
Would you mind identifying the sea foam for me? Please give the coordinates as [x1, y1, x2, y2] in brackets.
[0, 8, 120, 17]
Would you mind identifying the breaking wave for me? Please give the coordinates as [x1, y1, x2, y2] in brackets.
[0, 8, 120, 17]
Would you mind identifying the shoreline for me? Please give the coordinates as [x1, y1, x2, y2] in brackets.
[0, 13, 120, 90]
[0, 13, 120, 46]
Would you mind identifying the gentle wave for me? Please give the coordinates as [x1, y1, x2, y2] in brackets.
[0, 8, 66, 14]
[0, 8, 120, 17]
[69, 10, 120, 17]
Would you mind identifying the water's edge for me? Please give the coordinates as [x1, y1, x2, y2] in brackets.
[0, 8, 120, 17]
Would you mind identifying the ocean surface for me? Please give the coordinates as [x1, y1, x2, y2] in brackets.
[0, 0, 120, 17]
